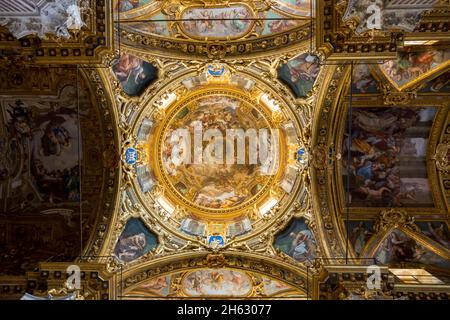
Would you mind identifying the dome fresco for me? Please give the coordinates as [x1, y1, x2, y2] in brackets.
[125, 67, 305, 241]
[158, 94, 279, 212]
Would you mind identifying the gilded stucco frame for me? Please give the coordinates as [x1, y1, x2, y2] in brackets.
[310, 62, 450, 266]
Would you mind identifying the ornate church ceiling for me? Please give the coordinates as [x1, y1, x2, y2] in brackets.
[0, 0, 449, 301]
[116, 0, 313, 59]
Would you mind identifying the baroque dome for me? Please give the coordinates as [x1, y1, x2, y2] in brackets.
[121, 63, 309, 248]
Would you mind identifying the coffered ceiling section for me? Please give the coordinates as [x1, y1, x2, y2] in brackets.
[0, 0, 112, 64]
[316, 0, 450, 60]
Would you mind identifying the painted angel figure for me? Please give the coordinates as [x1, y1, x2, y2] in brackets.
[66, 4, 86, 30]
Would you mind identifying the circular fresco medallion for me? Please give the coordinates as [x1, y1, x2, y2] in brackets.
[151, 87, 286, 220]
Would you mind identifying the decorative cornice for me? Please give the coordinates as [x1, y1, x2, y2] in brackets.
[434, 141, 450, 173]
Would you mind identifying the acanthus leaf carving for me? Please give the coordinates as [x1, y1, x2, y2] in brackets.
[434, 141, 450, 173]
[374, 209, 419, 233]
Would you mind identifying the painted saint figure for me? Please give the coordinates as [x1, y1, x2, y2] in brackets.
[278, 53, 320, 97]
[289, 229, 316, 262]
[115, 232, 147, 262]
[114, 218, 158, 262]
[112, 54, 157, 96]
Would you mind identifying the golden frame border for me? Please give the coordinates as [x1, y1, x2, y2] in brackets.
[96, 52, 313, 256]
[150, 86, 287, 220]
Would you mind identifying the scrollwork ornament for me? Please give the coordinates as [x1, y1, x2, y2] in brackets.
[382, 86, 417, 105]
[101, 50, 120, 69]
[374, 209, 419, 233]
[311, 145, 329, 169]
[249, 274, 265, 297]
[206, 43, 228, 59]
[45, 287, 90, 300]
[296, 101, 314, 122]
[119, 122, 137, 191]
[434, 142, 450, 172]
[159, 234, 206, 254]
[106, 256, 124, 274]
[205, 253, 226, 268]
